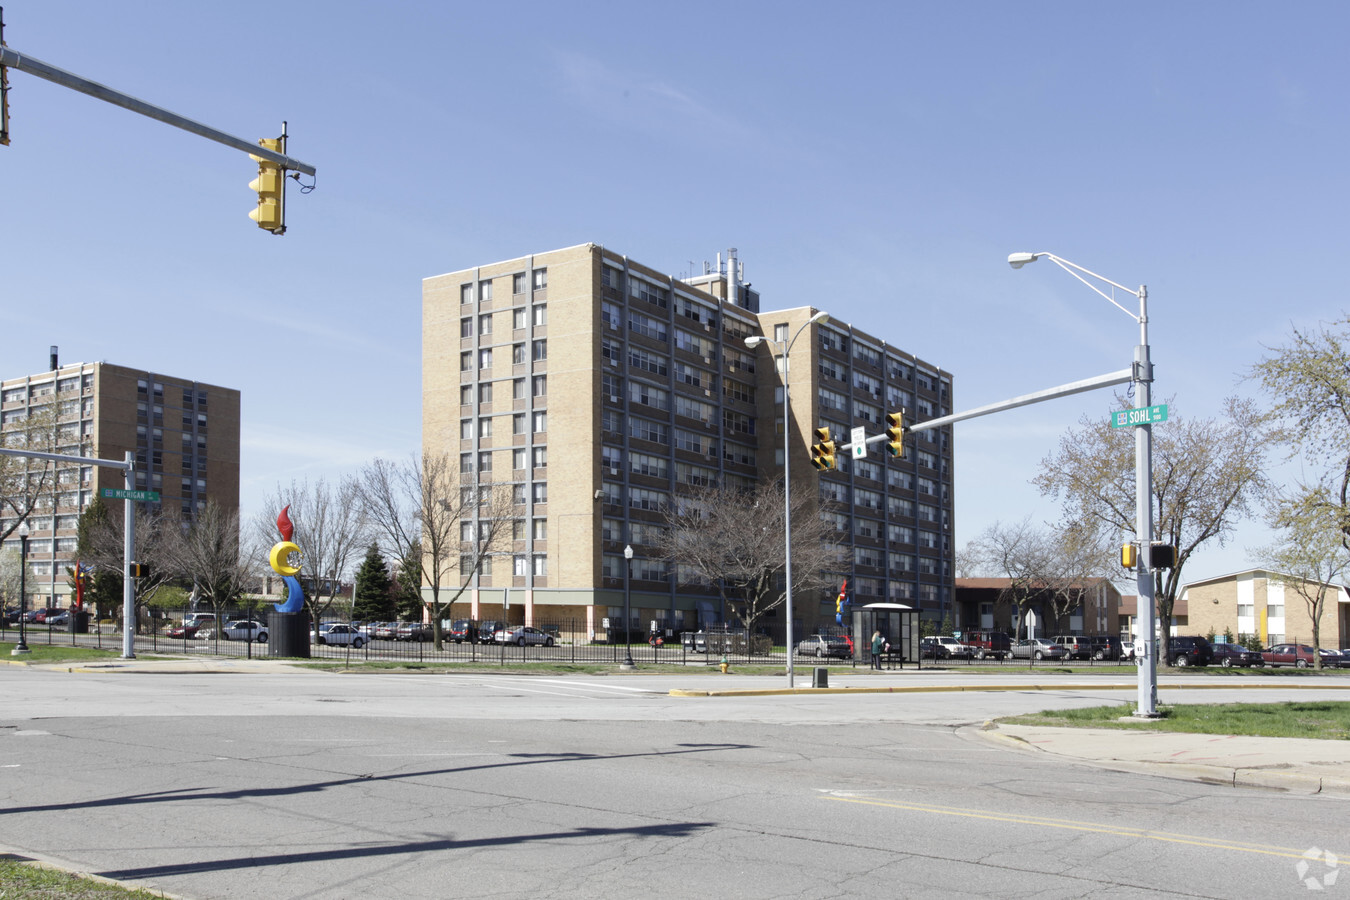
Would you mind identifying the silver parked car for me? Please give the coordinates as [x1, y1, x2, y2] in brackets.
[795, 634, 852, 659]
[1010, 638, 1065, 660]
[493, 626, 555, 647]
[221, 620, 268, 642]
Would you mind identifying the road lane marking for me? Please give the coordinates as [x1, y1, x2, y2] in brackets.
[823, 795, 1336, 860]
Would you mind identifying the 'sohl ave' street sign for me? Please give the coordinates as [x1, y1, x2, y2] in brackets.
[1111, 404, 1169, 428]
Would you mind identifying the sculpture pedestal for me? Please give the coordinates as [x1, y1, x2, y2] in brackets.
[267, 609, 311, 658]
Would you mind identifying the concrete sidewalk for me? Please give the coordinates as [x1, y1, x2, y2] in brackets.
[980, 721, 1350, 796]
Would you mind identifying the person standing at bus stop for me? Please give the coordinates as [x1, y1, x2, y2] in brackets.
[871, 630, 885, 670]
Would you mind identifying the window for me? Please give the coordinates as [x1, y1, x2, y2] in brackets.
[478, 382, 493, 403]
[513, 343, 527, 364]
[460, 385, 474, 405]
[460, 452, 474, 474]
[602, 446, 622, 475]
[533, 555, 548, 576]
[514, 413, 526, 434]
[532, 411, 547, 433]
[461, 284, 474, 304]
[532, 339, 547, 360]
[460, 420, 474, 440]
[460, 351, 473, 372]
[478, 451, 493, 473]
[460, 317, 474, 338]
[532, 482, 548, 503]
[628, 310, 667, 342]
[513, 307, 528, 330]
[774, 323, 788, 341]
[630, 417, 669, 444]
[629, 347, 668, 377]
[478, 313, 493, 335]
[532, 375, 546, 397]
[478, 417, 493, 437]
[532, 518, 546, 540]
[531, 446, 547, 469]
[513, 378, 526, 400]
[629, 452, 668, 479]
[512, 519, 528, 540]
[629, 380, 669, 411]
[532, 304, 547, 326]
[532, 269, 547, 290]
[514, 555, 529, 576]
[478, 348, 493, 369]
[460, 521, 475, 541]
[513, 273, 527, 294]
[514, 448, 527, 470]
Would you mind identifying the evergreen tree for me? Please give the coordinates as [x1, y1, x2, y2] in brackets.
[352, 544, 395, 621]
[392, 540, 424, 621]
[75, 497, 122, 616]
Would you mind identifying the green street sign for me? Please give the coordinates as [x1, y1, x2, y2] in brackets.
[1111, 404, 1168, 428]
[100, 487, 161, 502]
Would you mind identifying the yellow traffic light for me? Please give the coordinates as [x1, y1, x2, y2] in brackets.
[885, 411, 905, 458]
[810, 426, 837, 471]
[249, 137, 286, 234]
[1121, 543, 1138, 569]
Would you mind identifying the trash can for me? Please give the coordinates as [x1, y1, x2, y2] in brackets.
[812, 666, 829, 688]
[69, 611, 91, 634]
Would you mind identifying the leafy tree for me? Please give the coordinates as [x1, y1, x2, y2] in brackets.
[74, 497, 122, 616]
[651, 477, 843, 637]
[352, 543, 395, 622]
[1034, 396, 1268, 666]
[1256, 490, 1349, 668]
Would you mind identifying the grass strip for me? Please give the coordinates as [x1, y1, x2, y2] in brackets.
[1003, 700, 1350, 740]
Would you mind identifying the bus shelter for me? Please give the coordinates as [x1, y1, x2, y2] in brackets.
[853, 602, 919, 669]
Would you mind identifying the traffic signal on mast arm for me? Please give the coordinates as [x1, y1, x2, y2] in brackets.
[248, 138, 286, 234]
[885, 411, 906, 457]
[810, 426, 837, 471]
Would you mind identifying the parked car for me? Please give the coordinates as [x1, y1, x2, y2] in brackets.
[493, 625, 554, 647]
[795, 634, 852, 659]
[920, 636, 973, 659]
[1052, 635, 1094, 660]
[477, 620, 504, 644]
[372, 622, 399, 641]
[963, 630, 1011, 660]
[1210, 642, 1263, 668]
[1084, 636, 1123, 660]
[447, 619, 478, 643]
[396, 622, 434, 642]
[166, 622, 201, 639]
[1337, 648, 1350, 668]
[312, 623, 366, 648]
[1010, 638, 1065, 660]
[1261, 643, 1340, 669]
[221, 620, 268, 643]
[183, 613, 216, 629]
[46, 610, 71, 627]
[1166, 635, 1213, 667]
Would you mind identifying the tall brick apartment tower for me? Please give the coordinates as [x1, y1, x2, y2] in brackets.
[1, 354, 240, 609]
[423, 244, 954, 640]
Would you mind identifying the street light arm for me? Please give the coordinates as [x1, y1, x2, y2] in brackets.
[1016, 251, 1143, 320]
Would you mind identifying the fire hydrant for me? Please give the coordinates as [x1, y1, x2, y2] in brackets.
[719, 654, 730, 674]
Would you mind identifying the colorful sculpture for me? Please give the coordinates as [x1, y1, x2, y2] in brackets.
[269, 506, 305, 613]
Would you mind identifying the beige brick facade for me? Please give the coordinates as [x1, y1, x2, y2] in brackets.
[1182, 570, 1350, 647]
[423, 244, 955, 638]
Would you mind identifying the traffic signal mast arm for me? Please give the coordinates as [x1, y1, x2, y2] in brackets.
[834, 366, 1135, 455]
[0, 44, 316, 175]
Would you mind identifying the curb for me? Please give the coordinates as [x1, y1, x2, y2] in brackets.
[669, 681, 1350, 698]
[0, 851, 195, 900]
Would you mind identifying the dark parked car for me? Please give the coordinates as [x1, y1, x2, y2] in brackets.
[477, 621, 504, 644]
[1087, 636, 1124, 661]
[1262, 643, 1340, 669]
[1210, 642, 1263, 668]
[1166, 635, 1213, 667]
[448, 619, 478, 643]
[963, 630, 1011, 660]
[396, 622, 433, 642]
[1337, 648, 1350, 668]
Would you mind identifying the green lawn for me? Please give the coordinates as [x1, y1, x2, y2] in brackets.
[0, 858, 166, 898]
[1, 642, 125, 663]
[1003, 701, 1350, 740]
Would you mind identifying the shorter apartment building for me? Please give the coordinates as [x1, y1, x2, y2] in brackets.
[1181, 569, 1350, 647]
[954, 577, 1121, 638]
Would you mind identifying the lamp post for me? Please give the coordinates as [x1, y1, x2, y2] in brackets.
[745, 309, 830, 688]
[620, 544, 635, 670]
[1008, 251, 1158, 717]
[12, 522, 31, 655]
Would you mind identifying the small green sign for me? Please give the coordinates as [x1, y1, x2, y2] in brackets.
[1111, 404, 1169, 428]
[100, 487, 161, 502]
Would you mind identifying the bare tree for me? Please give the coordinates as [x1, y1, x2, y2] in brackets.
[963, 518, 1054, 637]
[175, 499, 257, 631]
[1034, 396, 1269, 664]
[79, 503, 180, 632]
[355, 453, 513, 649]
[0, 406, 59, 542]
[255, 477, 366, 627]
[651, 477, 844, 636]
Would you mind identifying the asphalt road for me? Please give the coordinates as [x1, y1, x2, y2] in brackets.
[2, 668, 1348, 899]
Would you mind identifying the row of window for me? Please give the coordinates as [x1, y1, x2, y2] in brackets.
[459, 269, 548, 304]
[459, 411, 547, 439]
[459, 341, 548, 370]
[460, 304, 548, 337]
[459, 376, 547, 405]
[460, 447, 548, 473]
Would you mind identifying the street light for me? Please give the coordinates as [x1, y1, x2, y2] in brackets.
[620, 544, 635, 670]
[745, 308, 830, 688]
[11, 522, 30, 655]
[1008, 251, 1158, 717]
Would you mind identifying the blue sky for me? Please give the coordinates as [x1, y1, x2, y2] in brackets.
[3, 1, 1346, 582]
